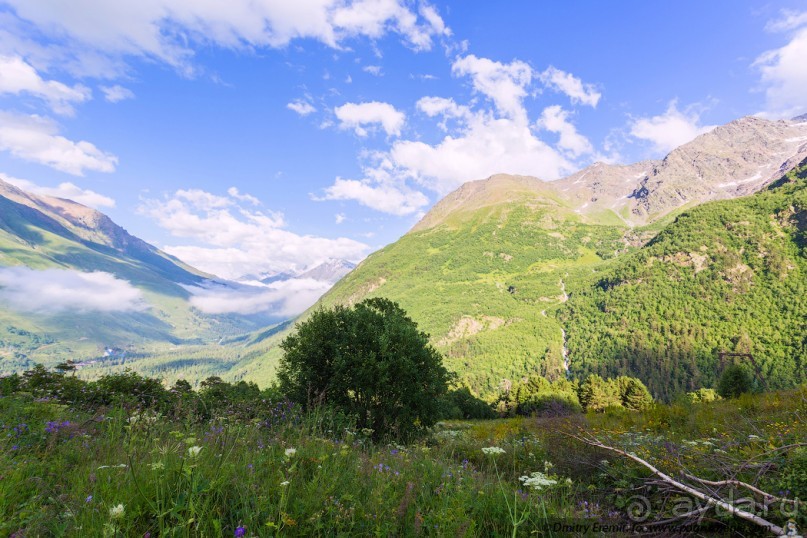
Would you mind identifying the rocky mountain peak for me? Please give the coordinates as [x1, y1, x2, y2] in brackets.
[410, 115, 807, 232]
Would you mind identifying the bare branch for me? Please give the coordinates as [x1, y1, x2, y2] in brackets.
[567, 432, 785, 536]
[683, 473, 806, 507]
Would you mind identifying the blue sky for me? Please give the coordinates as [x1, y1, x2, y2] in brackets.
[1, 0, 807, 284]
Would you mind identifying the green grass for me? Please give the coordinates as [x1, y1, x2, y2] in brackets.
[2, 374, 805, 536]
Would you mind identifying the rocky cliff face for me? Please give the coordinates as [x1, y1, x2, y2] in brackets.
[627, 116, 807, 222]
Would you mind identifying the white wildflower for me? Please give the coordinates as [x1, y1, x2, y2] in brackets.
[481, 446, 506, 455]
[280, 480, 290, 486]
[519, 472, 558, 491]
[187, 446, 202, 458]
[285, 448, 297, 458]
[109, 504, 125, 519]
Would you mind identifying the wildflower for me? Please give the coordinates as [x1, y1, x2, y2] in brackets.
[234, 526, 247, 537]
[86, 495, 93, 503]
[481, 446, 505, 455]
[519, 471, 558, 491]
[284, 448, 297, 458]
[544, 460, 554, 472]
[188, 446, 202, 458]
[280, 480, 290, 486]
[109, 504, 125, 519]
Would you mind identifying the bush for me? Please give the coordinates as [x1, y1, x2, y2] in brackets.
[717, 364, 754, 399]
[277, 298, 449, 442]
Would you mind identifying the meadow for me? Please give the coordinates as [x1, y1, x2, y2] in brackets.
[2, 369, 805, 536]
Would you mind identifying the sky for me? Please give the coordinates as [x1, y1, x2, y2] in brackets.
[1, 0, 807, 290]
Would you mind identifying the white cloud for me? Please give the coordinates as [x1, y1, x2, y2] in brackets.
[2, 0, 449, 75]
[535, 105, 593, 157]
[0, 55, 90, 115]
[321, 177, 428, 215]
[389, 113, 576, 193]
[139, 188, 369, 279]
[539, 66, 601, 108]
[629, 100, 715, 154]
[287, 99, 316, 116]
[184, 278, 331, 317]
[0, 267, 146, 313]
[451, 54, 533, 120]
[334, 101, 405, 136]
[318, 54, 588, 214]
[335, 212, 346, 224]
[227, 186, 260, 205]
[363, 65, 382, 76]
[1, 173, 115, 208]
[755, 11, 807, 118]
[0, 110, 118, 175]
[765, 9, 807, 32]
[100, 84, 134, 103]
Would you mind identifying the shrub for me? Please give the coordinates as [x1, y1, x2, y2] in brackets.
[277, 298, 449, 442]
[717, 364, 754, 399]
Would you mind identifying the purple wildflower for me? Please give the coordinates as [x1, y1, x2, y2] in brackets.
[234, 525, 247, 537]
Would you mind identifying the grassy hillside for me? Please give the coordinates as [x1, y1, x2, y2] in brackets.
[0, 191, 267, 375]
[235, 179, 635, 394]
[561, 161, 807, 400]
[238, 164, 807, 402]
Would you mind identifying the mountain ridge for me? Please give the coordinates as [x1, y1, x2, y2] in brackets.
[233, 116, 807, 397]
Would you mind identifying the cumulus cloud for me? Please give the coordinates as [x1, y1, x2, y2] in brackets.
[320, 177, 428, 215]
[535, 105, 593, 158]
[0, 110, 117, 175]
[100, 85, 134, 103]
[2, 0, 449, 75]
[390, 113, 576, 193]
[755, 10, 807, 118]
[0, 55, 91, 115]
[629, 100, 715, 154]
[184, 278, 331, 317]
[539, 66, 601, 108]
[335, 212, 346, 224]
[287, 99, 316, 116]
[0, 267, 146, 313]
[317, 55, 598, 214]
[139, 187, 369, 280]
[334, 101, 406, 136]
[1, 173, 115, 208]
[451, 54, 533, 121]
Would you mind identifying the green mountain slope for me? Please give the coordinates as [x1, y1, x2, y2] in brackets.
[237, 162, 807, 401]
[234, 174, 638, 393]
[560, 160, 807, 399]
[0, 179, 266, 373]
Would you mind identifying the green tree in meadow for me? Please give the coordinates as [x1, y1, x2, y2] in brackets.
[277, 298, 449, 442]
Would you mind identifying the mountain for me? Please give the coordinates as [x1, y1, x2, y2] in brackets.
[234, 116, 807, 398]
[559, 160, 807, 399]
[0, 177, 268, 374]
[296, 258, 356, 283]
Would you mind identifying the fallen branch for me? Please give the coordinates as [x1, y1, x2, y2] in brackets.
[683, 473, 806, 507]
[568, 432, 785, 536]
